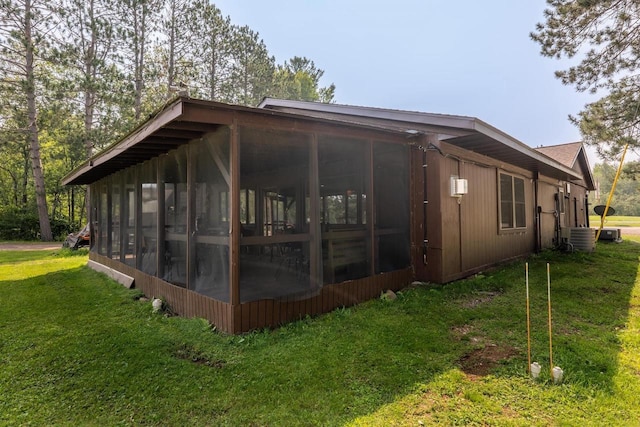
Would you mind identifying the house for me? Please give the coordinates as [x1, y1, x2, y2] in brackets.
[62, 97, 595, 333]
[534, 142, 595, 246]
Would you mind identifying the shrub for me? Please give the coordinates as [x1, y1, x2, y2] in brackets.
[0, 208, 73, 241]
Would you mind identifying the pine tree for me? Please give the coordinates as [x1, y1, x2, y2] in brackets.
[192, 0, 233, 101]
[159, 0, 198, 99]
[118, 0, 161, 120]
[57, 0, 124, 157]
[227, 25, 275, 106]
[532, 1, 640, 159]
[0, 0, 54, 240]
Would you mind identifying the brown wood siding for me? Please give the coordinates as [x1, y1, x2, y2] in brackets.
[90, 252, 234, 332]
[424, 149, 444, 282]
[440, 156, 462, 281]
[459, 161, 498, 270]
[459, 163, 535, 274]
[89, 252, 411, 334]
[428, 140, 538, 283]
[235, 268, 412, 332]
[568, 184, 589, 228]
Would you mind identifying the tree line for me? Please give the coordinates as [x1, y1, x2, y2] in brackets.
[592, 160, 640, 217]
[0, 0, 335, 241]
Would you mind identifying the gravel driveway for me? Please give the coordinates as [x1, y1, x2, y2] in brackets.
[0, 242, 63, 251]
[611, 227, 640, 236]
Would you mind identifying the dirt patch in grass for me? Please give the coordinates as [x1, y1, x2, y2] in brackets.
[451, 324, 474, 337]
[173, 344, 226, 368]
[460, 291, 501, 308]
[451, 324, 486, 345]
[458, 343, 520, 376]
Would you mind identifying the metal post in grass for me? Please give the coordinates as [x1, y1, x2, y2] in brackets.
[547, 263, 554, 378]
[526, 262, 532, 376]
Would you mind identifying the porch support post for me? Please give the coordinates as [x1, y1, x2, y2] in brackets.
[106, 179, 113, 258]
[229, 120, 241, 307]
[186, 144, 196, 289]
[367, 140, 375, 276]
[118, 175, 126, 264]
[134, 168, 142, 270]
[157, 158, 166, 280]
[309, 133, 321, 287]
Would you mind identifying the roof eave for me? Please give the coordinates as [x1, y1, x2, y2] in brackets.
[261, 98, 582, 181]
[473, 121, 583, 181]
[62, 99, 185, 185]
[259, 97, 477, 130]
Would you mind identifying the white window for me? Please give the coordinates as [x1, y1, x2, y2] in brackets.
[499, 173, 526, 229]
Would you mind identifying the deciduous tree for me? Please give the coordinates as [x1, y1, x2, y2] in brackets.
[271, 56, 335, 103]
[593, 161, 640, 216]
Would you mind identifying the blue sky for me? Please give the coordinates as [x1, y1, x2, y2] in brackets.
[213, 0, 601, 164]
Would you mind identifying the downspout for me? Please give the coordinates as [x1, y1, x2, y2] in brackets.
[584, 195, 590, 228]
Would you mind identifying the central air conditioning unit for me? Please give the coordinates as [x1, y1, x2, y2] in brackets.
[560, 227, 595, 252]
[598, 228, 622, 241]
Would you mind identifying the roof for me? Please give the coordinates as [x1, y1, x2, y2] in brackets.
[535, 142, 583, 168]
[64, 98, 365, 185]
[258, 98, 584, 182]
[63, 97, 585, 186]
[535, 142, 596, 190]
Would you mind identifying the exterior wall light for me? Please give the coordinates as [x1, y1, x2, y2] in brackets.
[450, 176, 468, 197]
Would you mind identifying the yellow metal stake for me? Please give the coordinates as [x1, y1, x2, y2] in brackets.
[596, 144, 628, 241]
[547, 263, 553, 377]
[526, 263, 532, 375]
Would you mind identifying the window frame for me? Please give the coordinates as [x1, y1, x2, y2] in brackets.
[498, 172, 527, 231]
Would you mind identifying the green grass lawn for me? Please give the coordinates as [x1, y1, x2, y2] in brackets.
[590, 215, 640, 227]
[1, 243, 639, 425]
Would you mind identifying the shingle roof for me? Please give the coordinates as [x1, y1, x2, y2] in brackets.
[534, 142, 595, 190]
[535, 142, 583, 168]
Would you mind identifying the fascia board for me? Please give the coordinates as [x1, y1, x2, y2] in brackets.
[473, 120, 583, 181]
[62, 100, 184, 185]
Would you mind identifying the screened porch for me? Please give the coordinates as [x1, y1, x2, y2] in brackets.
[90, 121, 411, 306]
